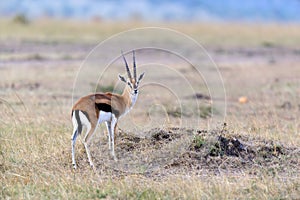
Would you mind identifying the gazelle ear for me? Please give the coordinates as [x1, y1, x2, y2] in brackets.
[138, 72, 145, 82]
[118, 74, 127, 83]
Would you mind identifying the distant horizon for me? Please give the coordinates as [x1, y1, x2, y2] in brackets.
[1, 0, 300, 23]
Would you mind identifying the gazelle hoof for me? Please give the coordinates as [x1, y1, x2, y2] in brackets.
[73, 164, 77, 169]
[89, 162, 95, 169]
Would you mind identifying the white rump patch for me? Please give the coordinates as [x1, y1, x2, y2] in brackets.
[71, 111, 77, 127]
[79, 111, 91, 130]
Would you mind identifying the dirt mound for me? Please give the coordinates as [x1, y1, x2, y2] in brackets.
[79, 124, 299, 176]
[168, 127, 298, 176]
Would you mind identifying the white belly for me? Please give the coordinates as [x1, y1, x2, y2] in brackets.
[98, 111, 112, 123]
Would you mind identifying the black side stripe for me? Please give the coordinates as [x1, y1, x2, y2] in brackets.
[95, 103, 120, 117]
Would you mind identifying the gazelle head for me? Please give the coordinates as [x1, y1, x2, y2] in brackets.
[118, 50, 145, 95]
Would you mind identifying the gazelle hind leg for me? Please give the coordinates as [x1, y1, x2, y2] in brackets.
[83, 124, 97, 168]
[83, 141, 93, 168]
[71, 128, 78, 169]
[71, 111, 81, 169]
[78, 111, 97, 168]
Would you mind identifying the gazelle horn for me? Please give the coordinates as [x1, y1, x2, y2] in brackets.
[133, 50, 137, 81]
[122, 51, 132, 80]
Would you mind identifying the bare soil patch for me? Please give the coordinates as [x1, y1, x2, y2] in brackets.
[72, 124, 299, 178]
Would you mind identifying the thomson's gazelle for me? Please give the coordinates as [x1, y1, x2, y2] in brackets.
[71, 50, 145, 169]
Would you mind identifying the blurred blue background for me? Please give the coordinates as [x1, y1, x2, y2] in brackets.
[1, 0, 300, 22]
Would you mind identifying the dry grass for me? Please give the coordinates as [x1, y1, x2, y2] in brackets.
[1, 112, 299, 199]
[1, 18, 300, 47]
[1, 19, 300, 199]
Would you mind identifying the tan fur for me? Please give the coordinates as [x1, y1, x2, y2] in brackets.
[71, 85, 132, 141]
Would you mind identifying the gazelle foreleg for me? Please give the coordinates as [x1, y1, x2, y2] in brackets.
[106, 116, 118, 161]
[105, 121, 112, 150]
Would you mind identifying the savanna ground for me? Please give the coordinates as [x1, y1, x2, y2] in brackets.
[0, 18, 300, 199]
